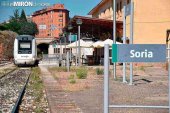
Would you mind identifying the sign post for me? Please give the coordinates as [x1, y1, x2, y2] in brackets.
[122, 5, 127, 83]
[104, 44, 109, 113]
[66, 52, 70, 72]
[129, 2, 134, 85]
[122, 2, 133, 84]
[104, 44, 167, 113]
[104, 1, 169, 113]
[112, 44, 166, 62]
[113, 0, 117, 79]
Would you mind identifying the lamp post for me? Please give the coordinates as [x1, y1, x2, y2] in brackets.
[63, 31, 67, 66]
[59, 34, 62, 61]
[113, 0, 117, 79]
[76, 18, 82, 66]
[68, 24, 73, 62]
[63, 31, 67, 54]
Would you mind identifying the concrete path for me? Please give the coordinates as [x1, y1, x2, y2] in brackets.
[39, 66, 82, 113]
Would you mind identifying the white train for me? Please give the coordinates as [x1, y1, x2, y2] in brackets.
[14, 35, 37, 66]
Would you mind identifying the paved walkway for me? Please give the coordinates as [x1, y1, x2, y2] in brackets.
[39, 66, 82, 113]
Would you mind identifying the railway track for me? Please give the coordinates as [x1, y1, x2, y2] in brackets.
[0, 68, 17, 79]
[0, 68, 31, 113]
[0, 61, 12, 67]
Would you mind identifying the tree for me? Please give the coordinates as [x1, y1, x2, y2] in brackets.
[20, 9, 27, 22]
[5, 21, 21, 34]
[10, 9, 20, 22]
[18, 22, 38, 36]
[0, 24, 8, 31]
[3, 9, 39, 36]
[6, 9, 21, 33]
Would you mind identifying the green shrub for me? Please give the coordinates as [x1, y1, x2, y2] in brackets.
[49, 67, 67, 72]
[68, 74, 75, 79]
[70, 66, 77, 72]
[96, 68, 104, 75]
[69, 79, 76, 84]
[139, 66, 145, 71]
[76, 67, 87, 79]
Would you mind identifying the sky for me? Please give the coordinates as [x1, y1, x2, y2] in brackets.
[0, 0, 101, 22]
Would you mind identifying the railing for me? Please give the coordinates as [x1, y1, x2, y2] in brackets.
[42, 54, 61, 60]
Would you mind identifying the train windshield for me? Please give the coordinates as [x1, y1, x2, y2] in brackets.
[19, 41, 31, 50]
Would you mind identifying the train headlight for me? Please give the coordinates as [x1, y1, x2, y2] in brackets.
[18, 51, 22, 54]
[32, 56, 35, 61]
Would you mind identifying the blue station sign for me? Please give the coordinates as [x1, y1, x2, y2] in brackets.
[112, 44, 166, 62]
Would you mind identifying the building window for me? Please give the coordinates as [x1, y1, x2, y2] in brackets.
[117, 3, 119, 12]
[58, 28, 62, 32]
[54, 48, 60, 53]
[63, 48, 70, 53]
[59, 14, 63, 17]
[58, 24, 63, 27]
[59, 19, 63, 22]
[120, 1, 122, 10]
[59, 10, 62, 13]
[127, 0, 131, 4]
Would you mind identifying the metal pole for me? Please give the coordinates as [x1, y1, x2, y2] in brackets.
[65, 36, 66, 60]
[66, 52, 70, 72]
[168, 44, 170, 113]
[104, 44, 109, 113]
[123, 6, 127, 83]
[56, 41, 58, 54]
[129, 2, 134, 85]
[109, 105, 169, 109]
[76, 36, 77, 66]
[113, 0, 117, 79]
[60, 39, 62, 61]
[78, 25, 81, 66]
[69, 32, 72, 61]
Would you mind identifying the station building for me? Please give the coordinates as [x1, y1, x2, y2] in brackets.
[88, 0, 170, 44]
[32, 4, 69, 55]
[32, 4, 69, 39]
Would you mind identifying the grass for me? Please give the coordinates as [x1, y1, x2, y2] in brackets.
[70, 66, 78, 72]
[28, 67, 46, 112]
[96, 68, 104, 75]
[0, 67, 17, 77]
[139, 66, 145, 71]
[48, 67, 67, 72]
[69, 79, 76, 84]
[68, 74, 76, 84]
[68, 74, 75, 79]
[76, 67, 88, 79]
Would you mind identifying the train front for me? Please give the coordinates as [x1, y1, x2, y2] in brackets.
[14, 35, 36, 66]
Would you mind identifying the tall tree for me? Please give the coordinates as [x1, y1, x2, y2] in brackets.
[10, 9, 20, 22]
[20, 9, 27, 22]
[5, 21, 21, 34]
[18, 22, 38, 36]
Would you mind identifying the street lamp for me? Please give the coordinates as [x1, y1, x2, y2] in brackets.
[63, 31, 67, 54]
[59, 33, 62, 61]
[68, 24, 73, 62]
[76, 18, 82, 66]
